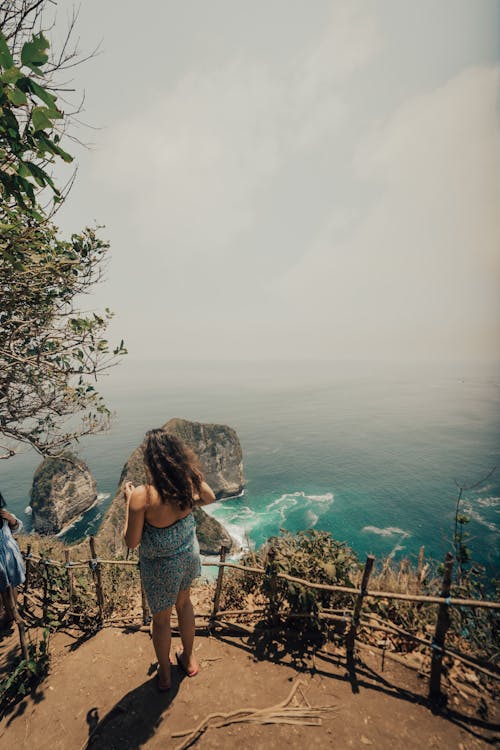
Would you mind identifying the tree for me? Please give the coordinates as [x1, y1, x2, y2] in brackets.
[0, 2, 126, 459]
[0, 1, 78, 212]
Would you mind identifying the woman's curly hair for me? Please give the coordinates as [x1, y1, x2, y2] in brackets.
[143, 430, 203, 510]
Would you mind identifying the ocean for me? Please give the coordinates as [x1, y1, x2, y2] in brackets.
[2, 360, 499, 577]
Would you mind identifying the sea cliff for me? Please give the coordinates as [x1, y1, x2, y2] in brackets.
[98, 418, 244, 555]
[165, 417, 244, 498]
[30, 453, 97, 535]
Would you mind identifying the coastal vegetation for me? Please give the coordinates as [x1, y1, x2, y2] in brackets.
[2, 528, 497, 718]
[222, 530, 499, 667]
[0, 1, 125, 460]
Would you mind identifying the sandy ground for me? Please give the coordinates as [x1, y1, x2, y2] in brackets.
[1, 618, 498, 750]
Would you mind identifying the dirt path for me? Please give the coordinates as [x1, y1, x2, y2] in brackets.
[1, 623, 498, 750]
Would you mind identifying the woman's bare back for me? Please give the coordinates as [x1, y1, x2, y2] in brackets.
[142, 485, 194, 528]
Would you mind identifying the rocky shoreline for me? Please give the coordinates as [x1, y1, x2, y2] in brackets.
[26, 418, 244, 555]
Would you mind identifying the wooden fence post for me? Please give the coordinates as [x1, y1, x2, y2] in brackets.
[8, 586, 29, 661]
[346, 554, 375, 659]
[429, 552, 454, 706]
[264, 547, 280, 625]
[23, 543, 32, 607]
[64, 549, 74, 605]
[417, 546, 424, 589]
[89, 536, 105, 623]
[211, 545, 228, 622]
[42, 560, 49, 623]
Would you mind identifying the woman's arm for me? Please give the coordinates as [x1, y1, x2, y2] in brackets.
[194, 481, 216, 507]
[0, 509, 19, 530]
[123, 483, 146, 549]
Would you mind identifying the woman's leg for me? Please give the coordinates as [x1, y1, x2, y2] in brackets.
[175, 588, 198, 673]
[1, 587, 14, 624]
[152, 606, 172, 688]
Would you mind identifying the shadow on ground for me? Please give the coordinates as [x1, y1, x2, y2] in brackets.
[85, 670, 183, 750]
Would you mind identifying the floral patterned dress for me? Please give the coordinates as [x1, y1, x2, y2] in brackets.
[139, 512, 201, 614]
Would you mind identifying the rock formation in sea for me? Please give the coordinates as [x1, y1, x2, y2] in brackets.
[165, 417, 244, 499]
[98, 418, 244, 555]
[30, 453, 97, 535]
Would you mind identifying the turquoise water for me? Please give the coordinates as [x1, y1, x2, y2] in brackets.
[2, 360, 499, 575]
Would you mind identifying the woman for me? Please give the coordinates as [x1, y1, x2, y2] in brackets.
[0, 492, 25, 627]
[123, 429, 215, 691]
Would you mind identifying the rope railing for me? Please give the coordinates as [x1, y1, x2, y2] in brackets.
[207, 545, 500, 707]
[204, 560, 500, 611]
[11, 538, 500, 709]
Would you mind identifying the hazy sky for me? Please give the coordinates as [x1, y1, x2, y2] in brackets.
[50, 0, 499, 362]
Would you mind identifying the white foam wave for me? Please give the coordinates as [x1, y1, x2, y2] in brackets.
[222, 520, 251, 554]
[205, 503, 255, 524]
[265, 490, 334, 517]
[24, 506, 32, 516]
[476, 496, 500, 509]
[306, 510, 319, 527]
[237, 507, 257, 518]
[478, 484, 494, 494]
[362, 526, 410, 538]
[388, 544, 405, 559]
[55, 496, 103, 537]
[221, 489, 245, 500]
[55, 514, 84, 537]
[308, 493, 334, 503]
[203, 504, 253, 557]
[266, 493, 300, 512]
[462, 505, 499, 533]
[207, 489, 335, 554]
[97, 492, 110, 503]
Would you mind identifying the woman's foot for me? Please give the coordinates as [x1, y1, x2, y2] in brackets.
[176, 650, 198, 677]
[157, 665, 171, 692]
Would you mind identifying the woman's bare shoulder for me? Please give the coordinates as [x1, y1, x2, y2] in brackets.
[129, 485, 149, 510]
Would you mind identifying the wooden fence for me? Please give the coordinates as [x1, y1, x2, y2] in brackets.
[8, 538, 500, 708]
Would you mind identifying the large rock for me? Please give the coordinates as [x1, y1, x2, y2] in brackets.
[98, 418, 244, 556]
[165, 417, 244, 499]
[30, 453, 97, 535]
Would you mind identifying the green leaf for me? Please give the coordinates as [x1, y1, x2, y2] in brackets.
[37, 135, 73, 163]
[32, 106, 53, 132]
[27, 79, 60, 116]
[26, 659, 37, 674]
[0, 31, 14, 69]
[25, 160, 55, 190]
[7, 87, 27, 106]
[17, 162, 31, 178]
[21, 33, 50, 74]
[1, 66, 22, 84]
[51, 141, 73, 163]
